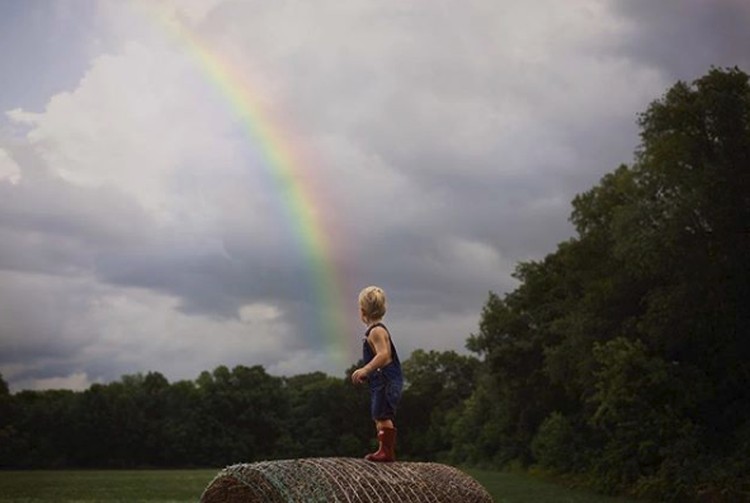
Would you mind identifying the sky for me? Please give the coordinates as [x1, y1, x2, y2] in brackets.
[1, 0, 749, 392]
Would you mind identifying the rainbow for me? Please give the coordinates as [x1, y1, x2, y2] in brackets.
[133, 3, 354, 369]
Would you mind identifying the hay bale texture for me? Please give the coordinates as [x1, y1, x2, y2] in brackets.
[200, 458, 493, 503]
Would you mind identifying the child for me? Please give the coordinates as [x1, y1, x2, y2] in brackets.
[351, 286, 403, 462]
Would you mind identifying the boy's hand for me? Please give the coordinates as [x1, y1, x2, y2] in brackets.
[351, 367, 368, 385]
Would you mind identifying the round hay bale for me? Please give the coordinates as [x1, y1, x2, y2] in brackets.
[200, 457, 493, 502]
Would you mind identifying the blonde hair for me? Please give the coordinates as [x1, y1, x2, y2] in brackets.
[358, 286, 387, 322]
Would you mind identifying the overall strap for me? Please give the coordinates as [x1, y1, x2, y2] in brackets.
[365, 322, 387, 337]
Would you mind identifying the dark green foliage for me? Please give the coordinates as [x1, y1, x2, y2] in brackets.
[399, 349, 479, 460]
[0, 353, 467, 468]
[531, 412, 579, 472]
[0, 373, 13, 466]
[447, 67, 750, 501]
[281, 370, 370, 458]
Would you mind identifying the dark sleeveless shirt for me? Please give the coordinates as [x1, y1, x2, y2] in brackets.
[362, 323, 402, 386]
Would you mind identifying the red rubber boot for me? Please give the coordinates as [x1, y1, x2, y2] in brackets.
[365, 427, 397, 462]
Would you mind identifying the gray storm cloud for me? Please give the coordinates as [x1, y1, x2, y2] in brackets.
[0, 0, 747, 391]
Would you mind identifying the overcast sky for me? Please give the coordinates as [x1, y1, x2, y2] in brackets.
[1, 0, 748, 392]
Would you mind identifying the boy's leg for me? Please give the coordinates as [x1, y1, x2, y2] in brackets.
[365, 380, 398, 462]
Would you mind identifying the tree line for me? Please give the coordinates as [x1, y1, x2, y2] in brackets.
[1, 67, 748, 501]
[0, 351, 477, 469]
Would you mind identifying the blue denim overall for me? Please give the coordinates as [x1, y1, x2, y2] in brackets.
[363, 323, 404, 420]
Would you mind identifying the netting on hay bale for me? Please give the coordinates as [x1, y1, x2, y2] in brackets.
[200, 457, 493, 503]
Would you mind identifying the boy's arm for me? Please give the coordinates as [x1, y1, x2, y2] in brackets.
[351, 327, 392, 384]
[364, 327, 392, 372]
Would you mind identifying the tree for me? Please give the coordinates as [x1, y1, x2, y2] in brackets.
[452, 67, 750, 499]
[283, 371, 369, 458]
[588, 338, 699, 497]
[193, 365, 288, 465]
[399, 350, 479, 460]
[0, 374, 15, 466]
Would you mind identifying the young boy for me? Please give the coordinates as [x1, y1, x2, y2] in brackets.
[351, 286, 403, 462]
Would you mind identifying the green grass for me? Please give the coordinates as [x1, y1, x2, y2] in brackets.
[464, 468, 636, 503]
[0, 469, 217, 502]
[0, 468, 636, 502]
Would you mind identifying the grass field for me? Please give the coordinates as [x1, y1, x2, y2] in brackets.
[465, 469, 635, 503]
[0, 469, 216, 502]
[0, 467, 635, 502]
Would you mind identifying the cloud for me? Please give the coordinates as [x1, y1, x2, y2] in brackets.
[0, 148, 21, 184]
[0, 0, 746, 391]
[606, 0, 750, 81]
[12, 41, 242, 217]
[0, 271, 297, 388]
[12, 372, 93, 393]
